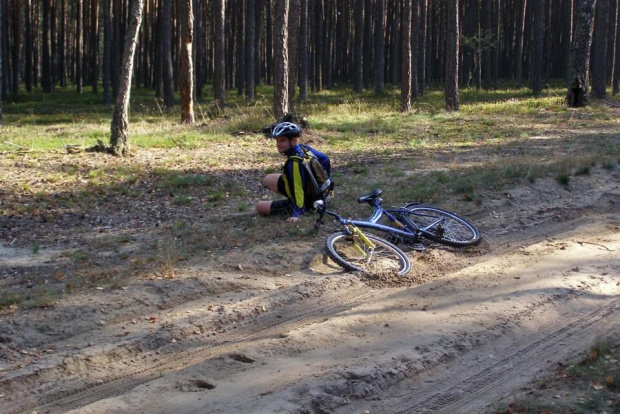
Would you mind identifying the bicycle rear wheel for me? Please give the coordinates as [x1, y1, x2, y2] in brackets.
[400, 205, 481, 247]
[325, 231, 411, 275]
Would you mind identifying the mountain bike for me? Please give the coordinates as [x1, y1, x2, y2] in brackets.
[354, 189, 481, 248]
[313, 201, 411, 275]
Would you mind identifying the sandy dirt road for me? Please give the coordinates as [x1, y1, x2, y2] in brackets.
[1, 167, 620, 414]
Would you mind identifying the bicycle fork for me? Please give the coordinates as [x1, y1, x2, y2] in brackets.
[346, 225, 376, 263]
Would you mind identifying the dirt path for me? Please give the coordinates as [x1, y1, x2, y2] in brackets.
[1, 166, 620, 413]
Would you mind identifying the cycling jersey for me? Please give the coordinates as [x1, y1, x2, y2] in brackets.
[280, 143, 330, 218]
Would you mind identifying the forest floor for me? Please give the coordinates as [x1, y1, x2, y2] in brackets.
[1, 115, 620, 413]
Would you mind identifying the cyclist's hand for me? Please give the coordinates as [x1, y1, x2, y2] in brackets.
[286, 216, 300, 223]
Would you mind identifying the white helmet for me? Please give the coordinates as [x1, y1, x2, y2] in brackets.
[271, 122, 301, 138]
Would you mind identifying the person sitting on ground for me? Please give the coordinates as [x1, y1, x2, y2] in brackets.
[255, 121, 331, 223]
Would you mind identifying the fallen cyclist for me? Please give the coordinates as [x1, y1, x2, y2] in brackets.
[255, 121, 333, 223]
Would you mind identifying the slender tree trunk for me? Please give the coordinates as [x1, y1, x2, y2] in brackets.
[42, 0, 53, 93]
[90, 0, 100, 94]
[102, 0, 112, 104]
[445, 0, 460, 111]
[24, 0, 33, 92]
[11, 0, 21, 96]
[299, 0, 309, 100]
[412, 0, 420, 99]
[178, 0, 195, 124]
[374, 0, 386, 94]
[0, 0, 3, 125]
[245, 0, 256, 99]
[613, 0, 620, 94]
[354, 0, 364, 93]
[482, 0, 493, 89]
[213, 0, 226, 109]
[76, 0, 83, 93]
[401, 0, 413, 112]
[287, 0, 299, 111]
[160, 0, 174, 107]
[531, 0, 545, 94]
[110, 0, 144, 157]
[516, 0, 528, 87]
[563, 0, 574, 81]
[591, 0, 610, 98]
[273, 0, 290, 118]
[363, 0, 372, 88]
[567, 0, 597, 107]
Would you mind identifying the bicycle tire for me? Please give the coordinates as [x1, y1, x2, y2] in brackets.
[325, 231, 411, 275]
[399, 205, 481, 247]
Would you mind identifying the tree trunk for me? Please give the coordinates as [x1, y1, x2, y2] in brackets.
[102, 0, 112, 104]
[76, 0, 83, 93]
[363, 0, 373, 89]
[160, 0, 174, 107]
[374, 0, 386, 94]
[0, 0, 3, 125]
[516, 0, 527, 87]
[299, 0, 309, 100]
[41, 0, 53, 93]
[567, 0, 597, 107]
[445, 0, 460, 111]
[401, 0, 413, 112]
[412, 0, 420, 99]
[614, 0, 620, 94]
[110, 0, 144, 157]
[213, 0, 226, 109]
[591, 0, 610, 98]
[353, 0, 364, 93]
[482, 0, 493, 90]
[11, 0, 21, 96]
[90, 0, 100, 94]
[273, 0, 290, 118]
[287, 0, 299, 111]
[531, 0, 545, 94]
[245, 0, 256, 99]
[178, 0, 195, 124]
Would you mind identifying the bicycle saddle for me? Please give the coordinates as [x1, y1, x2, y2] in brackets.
[357, 189, 382, 203]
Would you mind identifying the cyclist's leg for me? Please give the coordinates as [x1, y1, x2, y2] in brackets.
[264, 174, 281, 193]
[256, 174, 292, 216]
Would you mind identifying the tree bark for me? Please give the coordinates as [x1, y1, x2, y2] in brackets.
[213, 0, 226, 109]
[90, 0, 100, 94]
[273, 0, 290, 118]
[445, 0, 460, 111]
[160, 0, 174, 108]
[299, 0, 309, 100]
[178, 0, 195, 124]
[401, 0, 413, 112]
[567, 0, 597, 107]
[614, 0, 620, 94]
[245, 0, 256, 99]
[353, 0, 364, 93]
[0, 0, 3, 125]
[531, 0, 545, 94]
[516, 0, 528, 87]
[102, 0, 112, 104]
[110, 0, 144, 157]
[374, 0, 386, 94]
[591, 0, 610, 98]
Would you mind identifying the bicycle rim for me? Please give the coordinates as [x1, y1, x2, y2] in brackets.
[325, 232, 411, 275]
[401, 206, 481, 247]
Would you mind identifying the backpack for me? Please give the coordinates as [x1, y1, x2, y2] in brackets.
[298, 144, 334, 201]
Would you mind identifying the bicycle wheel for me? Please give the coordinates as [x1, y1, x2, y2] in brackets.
[325, 231, 411, 275]
[400, 205, 481, 247]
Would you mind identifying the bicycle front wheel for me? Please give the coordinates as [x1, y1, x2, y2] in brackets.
[325, 231, 411, 275]
[400, 205, 481, 247]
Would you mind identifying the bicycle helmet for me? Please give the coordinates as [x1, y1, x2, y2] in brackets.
[271, 122, 302, 138]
